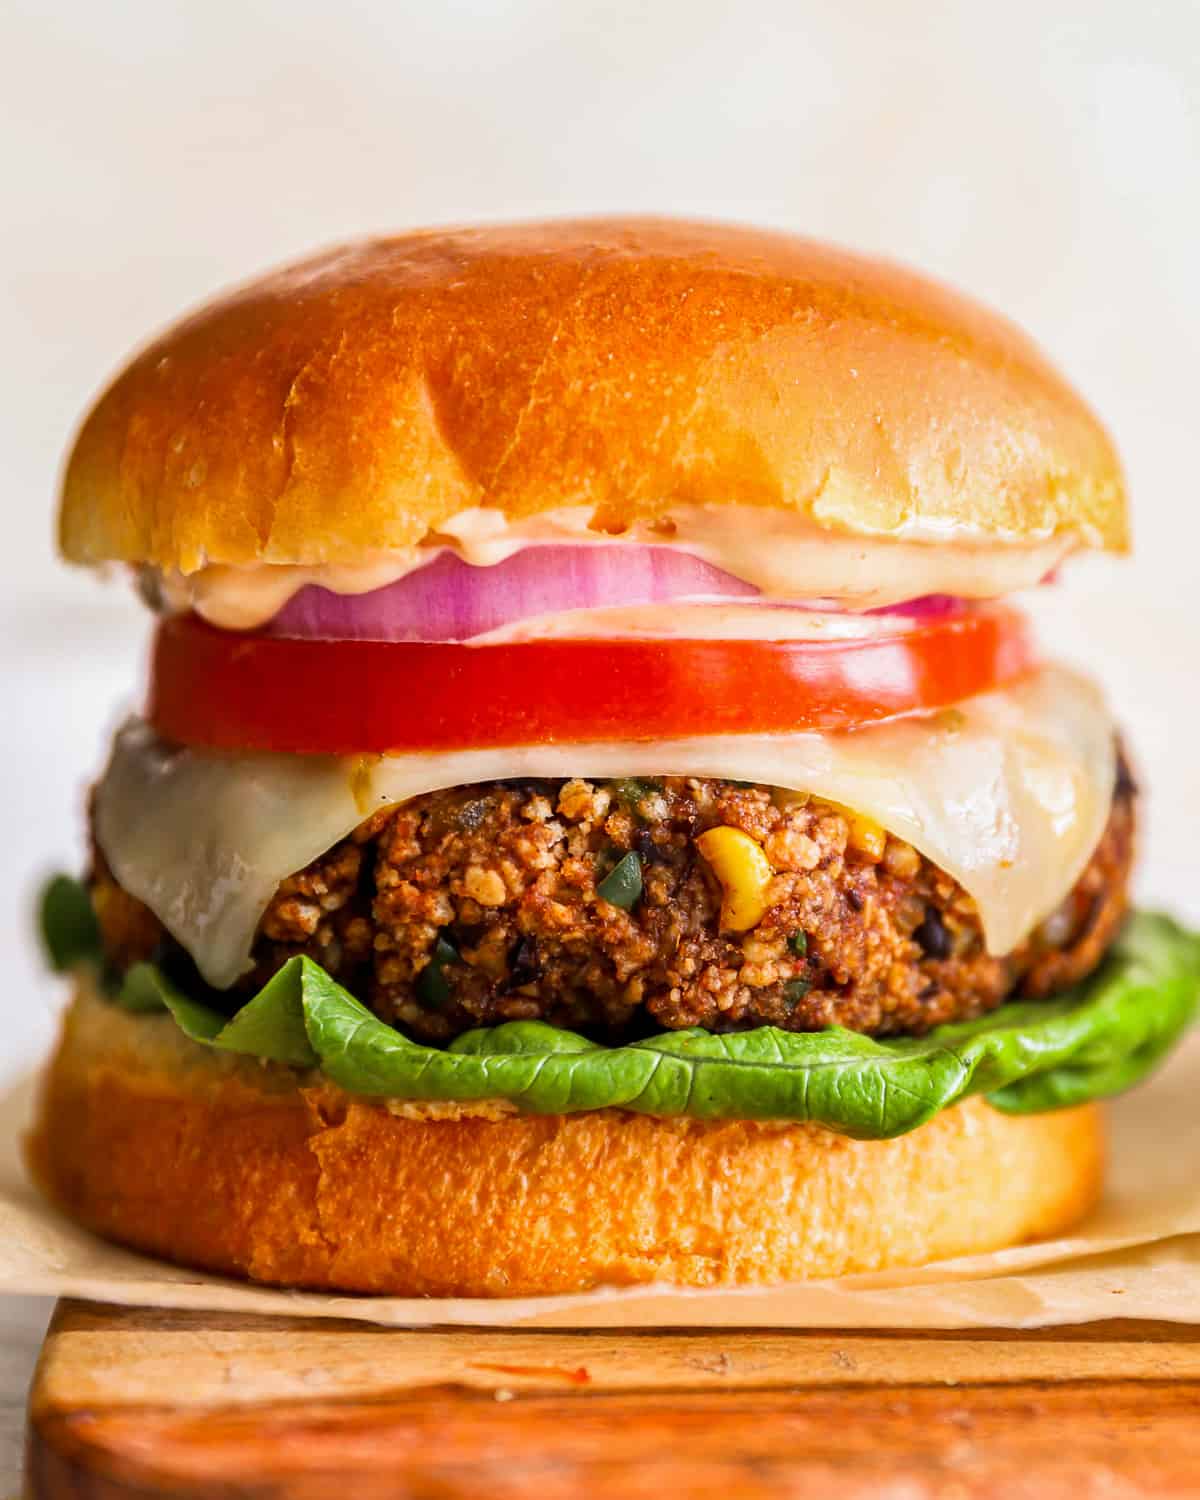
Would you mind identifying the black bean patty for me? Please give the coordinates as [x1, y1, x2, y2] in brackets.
[92, 756, 1136, 1045]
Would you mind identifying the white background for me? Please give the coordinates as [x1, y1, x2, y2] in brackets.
[2, 0, 1199, 1087]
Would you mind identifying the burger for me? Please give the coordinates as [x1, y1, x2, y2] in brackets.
[31, 219, 1199, 1297]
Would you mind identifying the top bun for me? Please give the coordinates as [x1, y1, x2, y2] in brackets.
[59, 219, 1127, 574]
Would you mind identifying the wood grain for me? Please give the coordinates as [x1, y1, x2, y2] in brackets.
[26, 1300, 1200, 1499]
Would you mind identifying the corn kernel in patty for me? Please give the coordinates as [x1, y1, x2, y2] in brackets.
[696, 826, 775, 933]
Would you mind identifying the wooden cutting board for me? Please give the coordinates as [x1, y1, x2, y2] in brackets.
[23, 1299, 1200, 1498]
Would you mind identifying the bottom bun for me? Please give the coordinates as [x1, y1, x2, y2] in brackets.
[28, 978, 1104, 1296]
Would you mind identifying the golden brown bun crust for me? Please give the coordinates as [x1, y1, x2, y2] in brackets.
[59, 219, 1127, 573]
[27, 980, 1103, 1297]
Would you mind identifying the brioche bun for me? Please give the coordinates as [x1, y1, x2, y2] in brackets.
[59, 219, 1127, 576]
[28, 977, 1103, 1297]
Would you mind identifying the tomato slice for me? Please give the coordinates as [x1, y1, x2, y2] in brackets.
[147, 607, 1035, 756]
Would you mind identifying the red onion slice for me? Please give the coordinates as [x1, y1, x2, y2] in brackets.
[266, 543, 965, 642]
[870, 593, 964, 619]
[269, 545, 760, 642]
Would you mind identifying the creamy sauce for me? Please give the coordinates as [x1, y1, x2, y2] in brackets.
[150, 503, 1078, 630]
[472, 602, 935, 644]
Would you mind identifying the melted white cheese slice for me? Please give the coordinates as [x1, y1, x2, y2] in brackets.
[94, 666, 1115, 990]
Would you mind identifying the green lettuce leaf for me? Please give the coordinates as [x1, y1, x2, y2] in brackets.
[37, 875, 1200, 1138]
[119, 961, 319, 1066]
[39, 874, 103, 973]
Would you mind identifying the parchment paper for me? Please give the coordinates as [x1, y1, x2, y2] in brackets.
[3, 1033, 1200, 1328]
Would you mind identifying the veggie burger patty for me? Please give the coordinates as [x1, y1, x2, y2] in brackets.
[93, 760, 1135, 1046]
